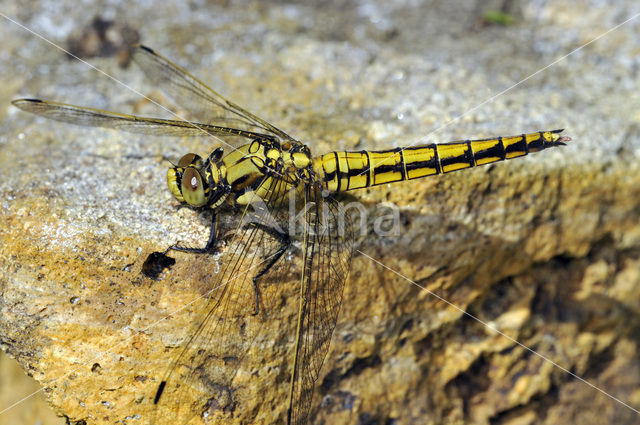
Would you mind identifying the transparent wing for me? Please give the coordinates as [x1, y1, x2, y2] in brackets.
[151, 174, 293, 425]
[11, 98, 266, 145]
[288, 185, 354, 425]
[132, 45, 295, 142]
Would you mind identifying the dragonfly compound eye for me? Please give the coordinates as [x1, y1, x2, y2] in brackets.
[180, 167, 207, 207]
[178, 152, 202, 168]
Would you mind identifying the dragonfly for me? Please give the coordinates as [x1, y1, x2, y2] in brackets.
[12, 45, 570, 425]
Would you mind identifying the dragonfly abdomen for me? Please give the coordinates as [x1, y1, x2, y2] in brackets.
[314, 130, 569, 192]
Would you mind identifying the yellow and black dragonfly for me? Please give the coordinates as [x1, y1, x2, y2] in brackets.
[12, 45, 570, 425]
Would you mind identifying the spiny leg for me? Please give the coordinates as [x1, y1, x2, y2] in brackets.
[142, 214, 218, 279]
[162, 213, 218, 255]
[247, 222, 291, 316]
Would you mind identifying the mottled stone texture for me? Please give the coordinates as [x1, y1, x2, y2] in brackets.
[1, 1, 639, 425]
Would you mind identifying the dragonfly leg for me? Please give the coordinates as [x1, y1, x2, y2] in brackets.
[247, 223, 291, 315]
[142, 213, 218, 280]
[162, 213, 218, 255]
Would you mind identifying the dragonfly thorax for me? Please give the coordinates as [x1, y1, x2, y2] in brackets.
[166, 150, 228, 209]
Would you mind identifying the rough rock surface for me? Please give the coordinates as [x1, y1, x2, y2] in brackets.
[1, 1, 639, 425]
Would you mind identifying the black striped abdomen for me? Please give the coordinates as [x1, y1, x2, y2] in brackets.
[313, 130, 568, 192]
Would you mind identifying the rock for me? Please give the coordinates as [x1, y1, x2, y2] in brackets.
[1, 1, 639, 425]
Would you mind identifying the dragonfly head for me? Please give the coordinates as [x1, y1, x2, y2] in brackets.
[167, 149, 226, 208]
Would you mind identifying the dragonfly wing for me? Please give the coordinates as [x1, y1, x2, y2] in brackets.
[132, 45, 294, 142]
[288, 185, 354, 425]
[11, 98, 268, 147]
[151, 175, 293, 425]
